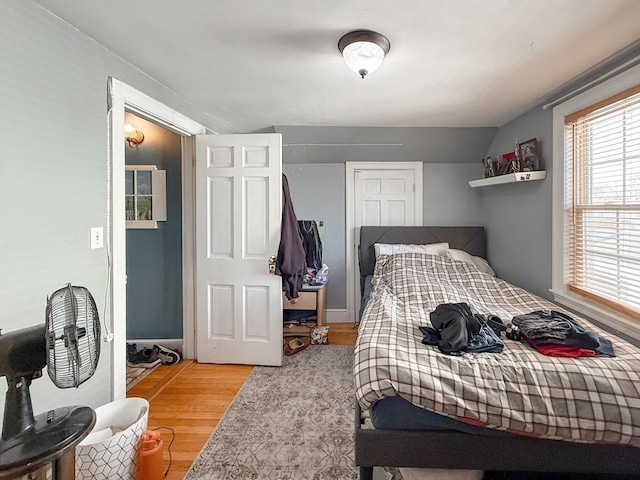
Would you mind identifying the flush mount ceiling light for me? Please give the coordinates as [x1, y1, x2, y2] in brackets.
[338, 30, 390, 78]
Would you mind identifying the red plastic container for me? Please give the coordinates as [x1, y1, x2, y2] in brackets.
[137, 429, 163, 480]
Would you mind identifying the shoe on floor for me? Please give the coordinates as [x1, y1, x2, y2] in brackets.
[127, 342, 139, 363]
[284, 337, 310, 356]
[127, 347, 161, 368]
[153, 344, 181, 365]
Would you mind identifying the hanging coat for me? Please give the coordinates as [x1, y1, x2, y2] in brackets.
[276, 174, 306, 300]
[298, 220, 323, 270]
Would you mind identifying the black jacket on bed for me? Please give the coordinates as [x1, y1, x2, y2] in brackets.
[423, 302, 504, 355]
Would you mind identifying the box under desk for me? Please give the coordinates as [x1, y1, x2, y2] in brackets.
[282, 284, 326, 326]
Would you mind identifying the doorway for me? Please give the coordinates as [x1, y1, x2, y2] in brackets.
[124, 112, 183, 381]
[108, 78, 208, 401]
[345, 162, 423, 323]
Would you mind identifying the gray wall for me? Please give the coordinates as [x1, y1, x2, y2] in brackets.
[480, 107, 553, 299]
[125, 113, 183, 340]
[284, 161, 485, 310]
[283, 164, 346, 309]
[0, 1, 229, 423]
[423, 163, 484, 226]
[277, 125, 496, 164]
[2, 0, 633, 427]
[478, 42, 639, 300]
[280, 126, 494, 310]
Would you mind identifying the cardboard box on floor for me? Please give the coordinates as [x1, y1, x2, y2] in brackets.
[283, 325, 312, 337]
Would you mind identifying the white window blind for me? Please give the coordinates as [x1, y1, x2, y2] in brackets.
[564, 85, 640, 320]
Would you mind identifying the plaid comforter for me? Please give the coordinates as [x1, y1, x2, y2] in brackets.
[354, 253, 640, 447]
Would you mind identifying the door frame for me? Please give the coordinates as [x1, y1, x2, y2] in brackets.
[345, 162, 423, 323]
[108, 78, 208, 401]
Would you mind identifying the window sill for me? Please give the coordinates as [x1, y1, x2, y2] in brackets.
[126, 220, 158, 229]
[550, 289, 639, 341]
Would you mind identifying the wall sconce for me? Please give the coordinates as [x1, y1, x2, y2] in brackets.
[338, 30, 390, 78]
[123, 123, 144, 147]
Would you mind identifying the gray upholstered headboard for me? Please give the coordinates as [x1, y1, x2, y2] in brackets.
[358, 226, 486, 292]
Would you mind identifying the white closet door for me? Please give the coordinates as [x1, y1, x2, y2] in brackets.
[346, 162, 423, 322]
[354, 168, 416, 226]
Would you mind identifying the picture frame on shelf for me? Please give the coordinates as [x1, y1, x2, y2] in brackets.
[496, 152, 514, 176]
[518, 138, 541, 171]
[482, 156, 495, 178]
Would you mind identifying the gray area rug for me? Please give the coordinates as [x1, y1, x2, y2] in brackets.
[185, 345, 359, 479]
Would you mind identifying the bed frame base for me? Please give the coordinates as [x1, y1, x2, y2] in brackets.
[356, 403, 640, 476]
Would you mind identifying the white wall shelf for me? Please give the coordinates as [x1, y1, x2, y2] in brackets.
[469, 170, 546, 188]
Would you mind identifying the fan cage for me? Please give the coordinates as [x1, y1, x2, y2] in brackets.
[46, 284, 101, 388]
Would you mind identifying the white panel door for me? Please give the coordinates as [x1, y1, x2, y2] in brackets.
[354, 169, 416, 227]
[195, 134, 282, 365]
[346, 162, 423, 322]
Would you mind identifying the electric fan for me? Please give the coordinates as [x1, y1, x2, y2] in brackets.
[0, 284, 101, 477]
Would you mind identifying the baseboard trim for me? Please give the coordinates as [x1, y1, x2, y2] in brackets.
[127, 338, 183, 353]
[326, 309, 351, 323]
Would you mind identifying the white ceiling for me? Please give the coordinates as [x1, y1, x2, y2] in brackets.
[35, 0, 640, 133]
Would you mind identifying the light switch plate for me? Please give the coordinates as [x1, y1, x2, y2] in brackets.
[90, 227, 104, 249]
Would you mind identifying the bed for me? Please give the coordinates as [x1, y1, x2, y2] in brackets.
[354, 226, 640, 479]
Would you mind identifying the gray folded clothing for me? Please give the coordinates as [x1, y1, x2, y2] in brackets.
[512, 311, 572, 343]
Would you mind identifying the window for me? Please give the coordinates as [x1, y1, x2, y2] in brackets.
[564, 86, 640, 319]
[552, 68, 640, 338]
[125, 165, 167, 229]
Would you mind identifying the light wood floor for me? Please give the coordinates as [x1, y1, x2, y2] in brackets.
[127, 323, 358, 479]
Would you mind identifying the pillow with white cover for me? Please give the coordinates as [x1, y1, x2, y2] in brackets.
[374, 242, 450, 258]
[444, 249, 495, 276]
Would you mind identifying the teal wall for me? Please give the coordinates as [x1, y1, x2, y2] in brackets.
[125, 113, 183, 339]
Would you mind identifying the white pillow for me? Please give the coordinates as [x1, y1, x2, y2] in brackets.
[374, 242, 450, 258]
[444, 249, 495, 276]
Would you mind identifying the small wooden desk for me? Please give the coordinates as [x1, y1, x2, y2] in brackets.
[282, 284, 326, 326]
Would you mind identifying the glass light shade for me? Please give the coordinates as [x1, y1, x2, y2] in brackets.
[338, 30, 390, 78]
[342, 41, 385, 78]
[123, 123, 144, 145]
[123, 123, 136, 135]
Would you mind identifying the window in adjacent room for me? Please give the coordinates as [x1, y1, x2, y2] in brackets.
[563, 85, 640, 322]
[125, 165, 167, 229]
